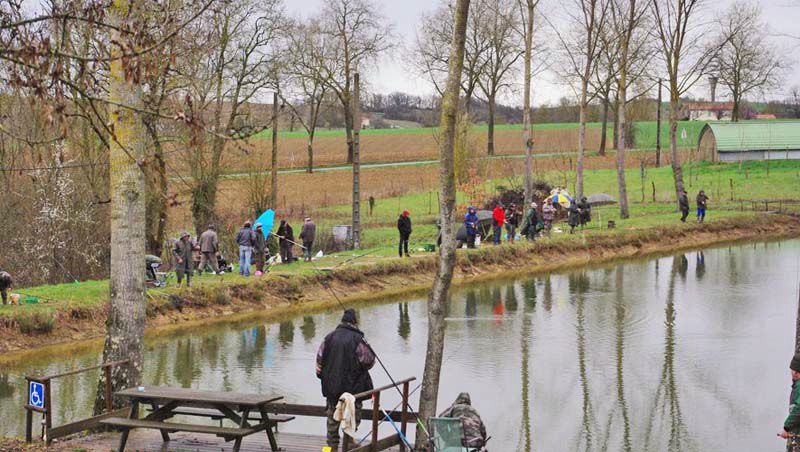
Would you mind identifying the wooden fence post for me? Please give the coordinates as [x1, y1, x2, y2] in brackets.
[400, 382, 410, 452]
[44, 379, 52, 445]
[371, 392, 380, 451]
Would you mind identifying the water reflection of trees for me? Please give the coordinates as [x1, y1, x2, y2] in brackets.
[518, 280, 536, 451]
[614, 267, 632, 452]
[644, 255, 691, 452]
[574, 271, 597, 451]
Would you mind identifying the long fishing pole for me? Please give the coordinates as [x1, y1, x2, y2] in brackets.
[291, 237, 431, 437]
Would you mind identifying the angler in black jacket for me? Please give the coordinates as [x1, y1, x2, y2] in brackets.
[316, 309, 376, 447]
[397, 210, 412, 257]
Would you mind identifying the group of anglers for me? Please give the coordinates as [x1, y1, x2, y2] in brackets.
[317, 308, 488, 450]
[482, 198, 592, 246]
[170, 218, 317, 287]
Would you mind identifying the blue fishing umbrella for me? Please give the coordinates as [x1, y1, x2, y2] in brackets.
[254, 209, 275, 238]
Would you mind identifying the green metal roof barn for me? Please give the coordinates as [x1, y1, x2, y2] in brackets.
[697, 121, 800, 162]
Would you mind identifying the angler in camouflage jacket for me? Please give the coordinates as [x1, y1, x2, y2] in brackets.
[441, 392, 487, 450]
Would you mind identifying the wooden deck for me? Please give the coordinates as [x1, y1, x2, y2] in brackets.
[58, 429, 401, 451]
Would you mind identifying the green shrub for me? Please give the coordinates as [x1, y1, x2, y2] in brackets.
[17, 312, 56, 334]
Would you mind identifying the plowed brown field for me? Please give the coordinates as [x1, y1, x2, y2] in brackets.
[210, 127, 605, 172]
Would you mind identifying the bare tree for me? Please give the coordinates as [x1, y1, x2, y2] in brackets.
[279, 19, 329, 173]
[519, 0, 541, 206]
[476, 0, 523, 156]
[714, 1, 784, 122]
[610, 0, 651, 218]
[552, 0, 610, 198]
[651, 0, 722, 206]
[411, 1, 491, 115]
[416, 0, 471, 448]
[176, 0, 284, 232]
[311, 0, 392, 163]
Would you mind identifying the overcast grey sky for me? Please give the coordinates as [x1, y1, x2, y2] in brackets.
[286, 0, 800, 107]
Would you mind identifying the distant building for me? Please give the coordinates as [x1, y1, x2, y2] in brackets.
[681, 102, 734, 121]
[697, 121, 800, 162]
[361, 118, 371, 129]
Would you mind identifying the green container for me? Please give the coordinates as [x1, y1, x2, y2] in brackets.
[423, 244, 436, 252]
[23, 296, 39, 304]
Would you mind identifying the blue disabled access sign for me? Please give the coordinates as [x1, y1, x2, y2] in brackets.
[29, 381, 45, 409]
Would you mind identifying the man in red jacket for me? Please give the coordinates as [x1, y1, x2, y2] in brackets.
[492, 203, 506, 245]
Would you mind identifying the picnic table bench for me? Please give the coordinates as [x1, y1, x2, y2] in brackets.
[100, 386, 288, 452]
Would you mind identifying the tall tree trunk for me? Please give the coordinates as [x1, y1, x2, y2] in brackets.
[415, 0, 470, 448]
[487, 93, 496, 156]
[94, 0, 147, 414]
[577, 80, 589, 199]
[669, 93, 685, 207]
[306, 136, 314, 174]
[143, 119, 168, 253]
[616, 34, 630, 219]
[191, 178, 218, 235]
[732, 92, 740, 122]
[522, 0, 535, 207]
[271, 93, 279, 208]
[599, 93, 609, 156]
[612, 90, 620, 151]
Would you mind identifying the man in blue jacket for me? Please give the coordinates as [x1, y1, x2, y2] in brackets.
[464, 207, 479, 249]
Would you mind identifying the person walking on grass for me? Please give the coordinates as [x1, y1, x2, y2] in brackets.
[568, 202, 581, 234]
[679, 190, 690, 223]
[492, 203, 506, 245]
[316, 309, 375, 448]
[236, 221, 256, 276]
[173, 232, 194, 287]
[397, 210, 412, 257]
[578, 196, 591, 229]
[778, 354, 800, 451]
[199, 224, 221, 274]
[542, 201, 556, 235]
[696, 190, 709, 223]
[465, 206, 479, 249]
[277, 220, 295, 264]
[505, 203, 520, 244]
[253, 223, 267, 274]
[300, 217, 316, 262]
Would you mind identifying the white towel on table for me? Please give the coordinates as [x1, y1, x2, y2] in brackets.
[333, 392, 358, 438]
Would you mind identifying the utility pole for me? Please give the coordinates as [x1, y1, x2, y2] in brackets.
[656, 79, 662, 168]
[271, 92, 279, 208]
[351, 72, 361, 249]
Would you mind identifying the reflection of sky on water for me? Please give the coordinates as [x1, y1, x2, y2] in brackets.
[0, 240, 798, 451]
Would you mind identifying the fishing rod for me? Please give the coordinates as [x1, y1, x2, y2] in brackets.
[291, 239, 432, 438]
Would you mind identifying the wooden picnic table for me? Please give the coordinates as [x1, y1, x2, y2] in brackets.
[100, 386, 287, 452]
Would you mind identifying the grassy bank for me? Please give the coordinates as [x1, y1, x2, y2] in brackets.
[1, 212, 798, 355]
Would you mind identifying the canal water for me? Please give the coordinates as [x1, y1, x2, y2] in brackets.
[1, 240, 799, 451]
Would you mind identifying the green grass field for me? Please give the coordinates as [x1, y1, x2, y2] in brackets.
[4, 159, 798, 320]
